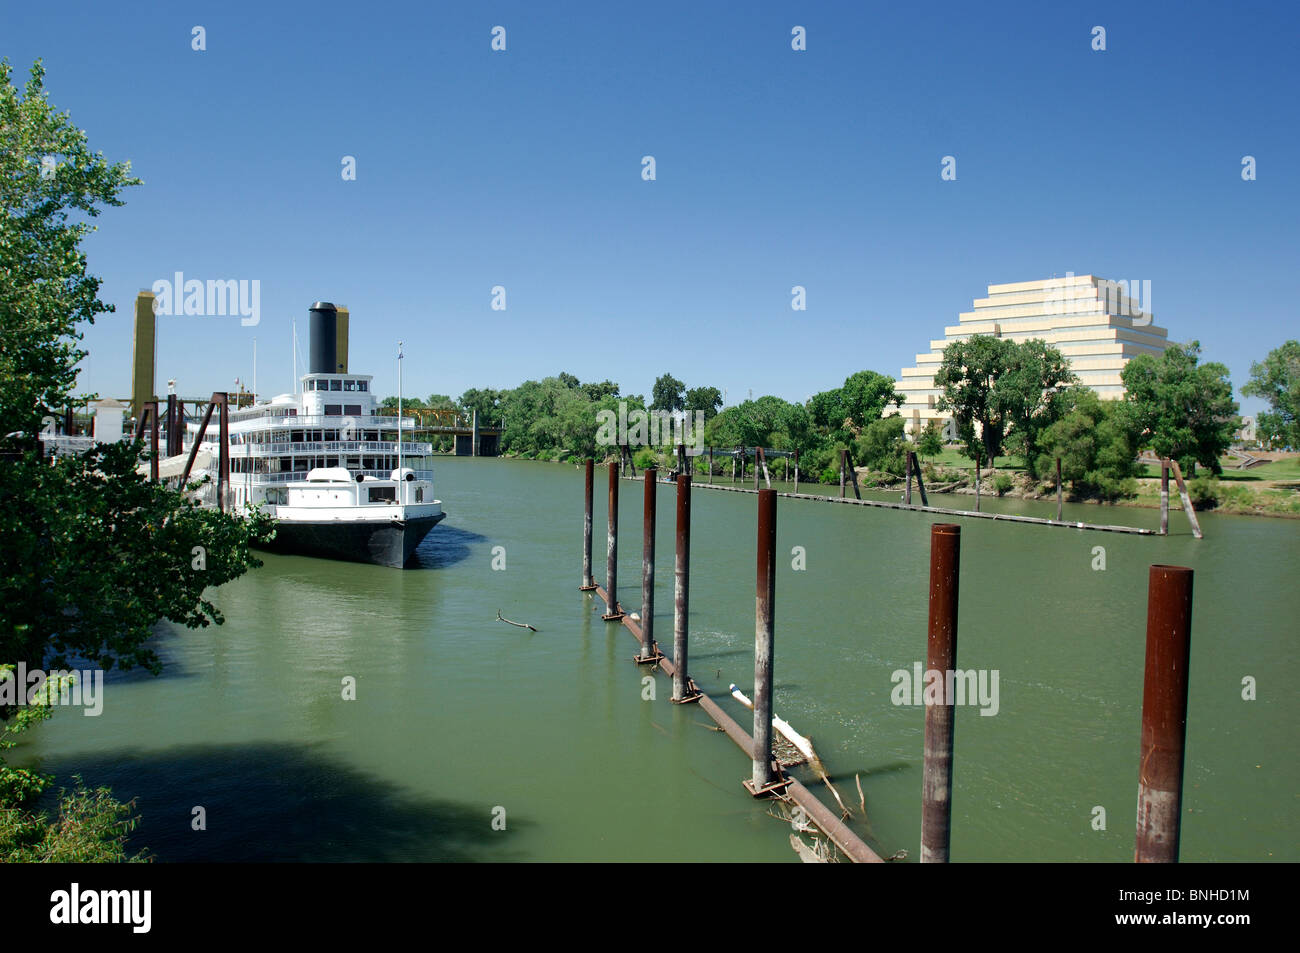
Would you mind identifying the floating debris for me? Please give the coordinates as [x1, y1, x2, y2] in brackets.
[789, 834, 827, 863]
[728, 684, 826, 775]
[496, 609, 537, 632]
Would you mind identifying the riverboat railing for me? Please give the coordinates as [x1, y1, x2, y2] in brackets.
[239, 469, 435, 484]
[215, 440, 434, 456]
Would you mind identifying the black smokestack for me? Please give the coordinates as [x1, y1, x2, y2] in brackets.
[309, 302, 338, 374]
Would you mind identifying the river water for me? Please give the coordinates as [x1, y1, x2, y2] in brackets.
[14, 458, 1297, 861]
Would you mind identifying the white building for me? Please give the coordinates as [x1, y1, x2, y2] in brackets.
[896, 275, 1172, 436]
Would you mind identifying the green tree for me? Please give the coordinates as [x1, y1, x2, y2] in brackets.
[706, 396, 812, 452]
[807, 387, 847, 434]
[854, 416, 909, 475]
[0, 59, 140, 437]
[934, 335, 1017, 464]
[581, 379, 620, 402]
[458, 387, 502, 424]
[1120, 341, 1239, 474]
[1242, 340, 1300, 449]
[770, 400, 816, 453]
[684, 385, 723, 421]
[916, 419, 945, 460]
[808, 370, 901, 443]
[934, 337, 1075, 471]
[992, 339, 1078, 475]
[2, 443, 271, 675]
[651, 373, 686, 412]
[1, 61, 271, 856]
[498, 378, 557, 454]
[495, 376, 631, 459]
[840, 370, 903, 430]
[1034, 388, 1140, 499]
[1, 59, 271, 675]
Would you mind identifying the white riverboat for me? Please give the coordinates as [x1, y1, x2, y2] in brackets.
[181, 302, 445, 568]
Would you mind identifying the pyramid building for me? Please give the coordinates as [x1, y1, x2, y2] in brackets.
[896, 274, 1172, 437]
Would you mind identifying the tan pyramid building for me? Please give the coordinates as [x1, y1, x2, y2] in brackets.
[896, 274, 1172, 437]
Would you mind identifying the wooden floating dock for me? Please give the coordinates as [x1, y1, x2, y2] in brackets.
[590, 581, 884, 864]
[634, 477, 1156, 536]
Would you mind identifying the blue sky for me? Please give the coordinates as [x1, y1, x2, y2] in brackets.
[3, 0, 1296, 414]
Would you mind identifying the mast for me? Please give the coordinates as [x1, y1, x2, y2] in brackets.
[397, 340, 404, 500]
[292, 319, 298, 397]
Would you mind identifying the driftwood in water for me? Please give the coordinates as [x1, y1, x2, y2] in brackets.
[820, 770, 853, 820]
[729, 684, 825, 774]
[789, 834, 828, 863]
[496, 609, 537, 632]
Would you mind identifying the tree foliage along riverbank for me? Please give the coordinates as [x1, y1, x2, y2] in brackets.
[1, 59, 270, 861]
[1243, 340, 1300, 451]
[389, 333, 1275, 503]
[387, 369, 913, 485]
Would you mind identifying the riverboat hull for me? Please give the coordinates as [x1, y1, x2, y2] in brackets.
[258, 512, 446, 568]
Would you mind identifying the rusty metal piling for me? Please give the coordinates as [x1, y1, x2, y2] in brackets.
[921, 523, 961, 862]
[750, 489, 779, 791]
[580, 459, 596, 590]
[637, 468, 659, 661]
[603, 461, 623, 619]
[671, 473, 697, 701]
[1135, 565, 1194, 863]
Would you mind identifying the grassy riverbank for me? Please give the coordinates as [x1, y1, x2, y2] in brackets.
[917, 452, 1300, 519]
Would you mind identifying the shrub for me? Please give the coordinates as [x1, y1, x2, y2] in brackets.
[853, 417, 908, 476]
[792, 446, 830, 479]
[1034, 390, 1141, 494]
[994, 474, 1014, 496]
[1189, 476, 1220, 509]
[1092, 475, 1138, 501]
[0, 780, 147, 863]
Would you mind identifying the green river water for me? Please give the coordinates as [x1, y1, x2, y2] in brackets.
[13, 458, 1298, 862]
